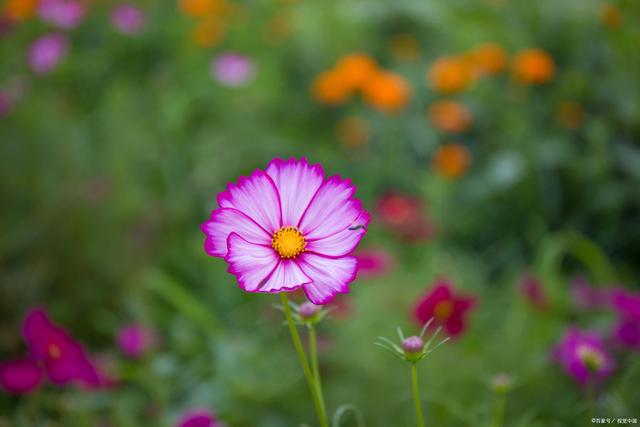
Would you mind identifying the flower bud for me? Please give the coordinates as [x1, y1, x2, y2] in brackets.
[491, 373, 512, 394]
[402, 335, 424, 356]
[298, 302, 320, 320]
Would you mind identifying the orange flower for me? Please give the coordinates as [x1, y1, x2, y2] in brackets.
[389, 33, 421, 62]
[337, 116, 370, 148]
[428, 101, 472, 133]
[4, 0, 38, 20]
[600, 3, 623, 29]
[179, 0, 226, 17]
[335, 53, 379, 90]
[467, 43, 507, 76]
[311, 69, 353, 105]
[427, 56, 474, 94]
[192, 17, 225, 47]
[432, 143, 471, 179]
[556, 101, 585, 129]
[512, 48, 555, 84]
[362, 71, 411, 113]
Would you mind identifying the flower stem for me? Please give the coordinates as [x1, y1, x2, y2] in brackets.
[491, 393, 506, 427]
[411, 362, 425, 427]
[281, 293, 329, 427]
[585, 378, 594, 427]
[309, 323, 327, 416]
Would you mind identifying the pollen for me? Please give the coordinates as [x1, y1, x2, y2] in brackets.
[48, 344, 62, 359]
[433, 300, 454, 320]
[272, 226, 306, 259]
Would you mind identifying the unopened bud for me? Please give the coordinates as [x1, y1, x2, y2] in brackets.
[491, 373, 512, 393]
[298, 302, 320, 320]
[402, 336, 424, 356]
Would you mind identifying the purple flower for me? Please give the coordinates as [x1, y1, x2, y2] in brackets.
[116, 324, 156, 358]
[176, 408, 221, 427]
[201, 158, 370, 305]
[611, 289, 640, 350]
[553, 328, 614, 385]
[28, 33, 68, 75]
[0, 359, 43, 394]
[38, 0, 86, 29]
[110, 4, 146, 35]
[519, 273, 548, 311]
[570, 276, 613, 310]
[210, 53, 256, 87]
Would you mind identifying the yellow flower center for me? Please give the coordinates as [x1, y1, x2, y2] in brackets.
[48, 344, 62, 359]
[577, 345, 604, 372]
[433, 300, 454, 320]
[272, 226, 306, 259]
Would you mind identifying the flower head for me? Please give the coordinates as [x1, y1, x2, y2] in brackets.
[376, 322, 450, 363]
[375, 192, 436, 242]
[38, 0, 86, 29]
[28, 33, 68, 75]
[414, 280, 476, 337]
[511, 48, 555, 84]
[427, 56, 474, 94]
[334, 53, 378, 90]
[570, 276, 613, 310]
[354, 248, 393, 278]
[201, 158, 370, 305]
[491, 373, 512, 394]
[176, 408, 222, 427]
[611, 289, 640, 350]
[553, 328, 614, 385]
[361, 70, 411, 113]
[111, 4, 146, 35]
[116, 324, 156, 358]
[432, 143, 471, 179]
[0, 359, 43, 394]
[427, 100, 472, 133]
[519, 273, 549, 311]
[466, 42, 507, 76]
[179, 0, 225, 17]
[4, 0, 38, 21]
[311, 69, 353, 105]
[211, 52, 255, 87]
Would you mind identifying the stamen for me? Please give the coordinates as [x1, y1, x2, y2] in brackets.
[272, 226, 306, 259]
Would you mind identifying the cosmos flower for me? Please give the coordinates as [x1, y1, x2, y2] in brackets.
[354, 248, 394, 278]
[427, 56, 474, 94]
[519, 273, 549, 311]
[466, 42, 507, 76]
[375, 192, 436, 242]
[0, 359, 43, 394]
[201, 158, 370, 305]
[432, 143, 471, 179]
[361, 70, 411, 113]
[111, 4, 146, 35]
[414, 280, 476, 337]
[211, 52, 256, 87]
[176, 408, 222, 427]
[116, 324, 156, 358]
[570, 276, 613, 310]
[511, 48, 555, 84]
[427, 100, 473, 133]
[38, 0, 86, 29]
[334, 53, 378, 90]
[553, 328, 614, 385]
[28, 33, 68, 75]
[611, 289, 640, 350]
[3, 0, 38, 21]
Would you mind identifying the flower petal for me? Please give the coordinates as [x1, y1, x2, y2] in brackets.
[0, 359, 43, 394]
[299, 176, 368, 241]
[225, 233, 279, 292]
[266, 158, 324, 226]
[297, 253, 357, 304]
[202, 208, 271, 257]
[218, 169, 282, 233]
[260, 259, 312, 293]
[306, 207, 370, 257]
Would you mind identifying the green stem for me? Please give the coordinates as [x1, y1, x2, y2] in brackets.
[309, 323, 327, 417]
[411, 362, 425, 427]
[491, 393, 506, 427]
[586, 378, 594, 427]
[281, 293, 329, 427]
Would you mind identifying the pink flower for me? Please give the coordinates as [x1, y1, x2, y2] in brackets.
[519, 273, 549, 311]
[570, 276, 614, 310]
[0, 359, 43, 394]
[38, 0, 86, 29]
[176, 408, 221, 427]
[354, 248, 393, 278]
[28, 33, 68, 75]
[201, 158, 370, 305]
[553, 328, 614, 385]
[611, 289, 640, 350]
[211, 52, 256, 87]
[414, 280, 476, 337]
[110, 4, 146, 35]
[116, 324, 156, 358]
[375, 192, 436, 242]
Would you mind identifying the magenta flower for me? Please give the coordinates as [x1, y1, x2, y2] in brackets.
[375, 192, 436, 242]
[0, 359, 43, 394]
[177, 408, 221, 427]
[116, 324, 156, 358]
[202, 158, 370, 305]
[111, 4, 146, 35]
[611, 289, 640, 350]
[355, 248, 393, 278]
[28, 33, 68, 75]
[414, 280, 476, 337]
[38, 0, 86, 29]
[553, 328, 614, 385]
[519, 273, 549, 311]
[570, 276, 614, 310]
[211, 52, 256, 87]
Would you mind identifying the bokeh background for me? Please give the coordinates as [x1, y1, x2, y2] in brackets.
[1, 0, 639, 425]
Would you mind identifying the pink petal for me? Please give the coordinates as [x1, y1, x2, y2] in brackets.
[0, 359, 43, 394]
[202, 208, 271, 257]
[297, 253, 357, 304]
[217, 170, 282, 233]
[225, 233, 279, 292]
[265, 158, 324, 226]
[306, 208, 370, 257]
[260, 259, 312, 292]
[299, 176, 368, 241]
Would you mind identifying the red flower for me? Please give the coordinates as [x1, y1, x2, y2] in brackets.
[519, 273, 549, 311]
[413, 280, 476, 337]
[375, 192, 436, 242]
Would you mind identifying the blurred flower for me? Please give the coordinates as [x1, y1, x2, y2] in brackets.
[402, 335, 424, 356]
[3, 0, 38, 21]
[491, 373, 512, 393]
[179, 0, 225, 18]
[599, 3, 622, 29]
[432, 143, 471, 179]
[553, 328, 614, 385]
[611, 289, 640, 350]
[176, 408, 221, 427]
[519, 273, 549, 311]
[297, 302, 320, 320]
[361, 70, 411, 113]
[334, 53, 378, 91]
[211, 52, 255, 87]
[556, 101, 585, 130]
[414, 280, 476, 337]
[466, 42, 507, 76]
[201, 158, 369, 304]
[389, 33, 421, 62]
[192, 17, 224, 48]
[427, 56, 474, 94]
[116, 325, 156, 358]
[427, 100, 472, 133]
[311, 69, 352, 105]
[375, 192, 436, 242]
[511, 48, 555, 84]
[355, 248, 393, 278]
[111, 4, 146, 35]
[0, 359, 43, 394]
[0, 91, 11, 117]
[38, 0, 86, 29]
[336, 116, 370, 149]
[570, 276, 612, 310]
[0, 15, 14, 37]
[28, 33, 68, 75]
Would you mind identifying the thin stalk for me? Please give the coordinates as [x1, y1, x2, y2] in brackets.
[281, 293, 329, 427]
[411, 362, 425, 427]
[309, 323, 327, 417]
[491, 393, 506, 427]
